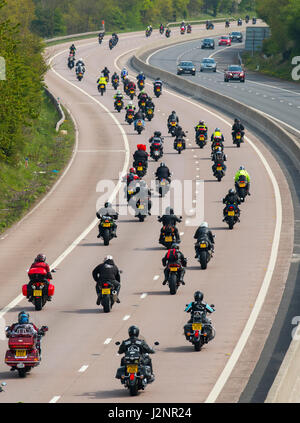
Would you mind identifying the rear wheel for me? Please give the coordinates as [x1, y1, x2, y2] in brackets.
[34, 297, 43, 311]
[169, 273, 177, 295]
[129, 383, 138, 396]
[103, 229, 110, 246]
[102, 295, 111, 313]
[194, 339, 203, 351]
[199, 251, 208, 269]
[18, 368, 27, 378]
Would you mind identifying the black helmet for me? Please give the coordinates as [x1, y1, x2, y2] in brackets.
[172, 110, 176, 114]
[160, 162, 165, 167]
[128, 325, 139, 337]
[104, 202, 111, 208]
[228, 189, 235, 194]
[171, 243, 179, 249]
[154, 131, 161, 137]
[35, 254, 46, 263]
[194, 291, 203, 302]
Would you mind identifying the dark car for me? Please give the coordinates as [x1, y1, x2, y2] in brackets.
[201, 38, 215, 49]
[224, 65, 245, 82]
[177, 61, 196, 76]
[229, 31, 243, 42]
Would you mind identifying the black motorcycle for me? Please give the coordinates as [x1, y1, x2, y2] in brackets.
[150, 142, 163, 161]
[98, 215, 115, 245]
[98, 281, 118, 313]
[195, 238, 213, 269]
[168, 121, 177, 136]
[174, 137, 185, 154]
[235, 175, 249, 202]
[145, 106, 154, 121]
[165, 29, 171, 38]
[156, 178, 169, 198]
[112, 78, 119, 90]
[184, 308, 215, 351]
[159, 223, 177, 248]
[166, 263, 184, 295]
[223, 203, 239, 229]
[213, 162, 226, 182]
[233, 131, 244, 147]
[195, 131, 207, 148]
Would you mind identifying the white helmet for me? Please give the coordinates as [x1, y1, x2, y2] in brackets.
[103, 255, 113, 262]
[200, 222, 208, 228]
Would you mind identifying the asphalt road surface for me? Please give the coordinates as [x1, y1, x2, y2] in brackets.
[0, 24, 293, 403]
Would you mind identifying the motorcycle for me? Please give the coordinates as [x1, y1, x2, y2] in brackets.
[153, 84, 162, 97]
[146, 29, 151, 37]
[165, 29, 171, 38]
[168, 120, 178, 136]
[159, 224, 176, 248]
[252, 17, 257, 24]
[76, 71, 83, 81]
[68, 58, 75, 69]
[213, 162, 226, 182]
[196, 131, 207, 148]
[195, 238, 213, 269]
[145, 107, 154, 121]
[134, 119, 145, 135]
[114, 99, 124, 112]
[224, 203, 240, 229]
[159, 25, 164, 34]
[5, 326, 48, 377]
[150, 143, 163, 161]
[98, 215, 115, 245]
[98, 83, 106, 96]
[211, 139, 224, 155]
[225, 21, 230, 28]
[135, 198, 149, 222]
[233, 131, 244, 147]
[134, 161, 147, 177]
[115, 341, 159, 396]
[166, 263, 184, 295]
[245, 17, 249, 23]
[112, 78, 119, 90]
[109, 39, 114, 50]
[180, 26, 186, 34]
[184, 309, 215, 351]
[138, 98, 147, 112]
[238, 18, 242, 26]
[137, 80, 145, 91]
[187, 25, 192, 33]
[98, 281, 118, 312]
[125, 110, 135, 125]
[174, 137, 185, 154]
[156, 178, 169, 198]
[235, 175, 249, 202]
[22, 270, 55, 311]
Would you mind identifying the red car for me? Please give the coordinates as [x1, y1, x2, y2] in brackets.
[224, 65, 245, 82]
[218, 36, 231, 46]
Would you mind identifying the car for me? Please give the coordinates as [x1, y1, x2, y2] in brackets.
[177, 61, 196, 75]
[200, 58, 217, 72]
[230, 31, 243, 42]
[218, 36, 231, 46]
[224, 65, 245, 82]
[201, 38, 215, 49]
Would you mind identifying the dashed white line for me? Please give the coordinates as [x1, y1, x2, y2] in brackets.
[49, 396, 61, 403]
[78, 365, 89, 373]
[123, 315, 130, 321]
[104, 338, 112, 344]
[140, 293, 147, 299]
[153, 275, 160, 281]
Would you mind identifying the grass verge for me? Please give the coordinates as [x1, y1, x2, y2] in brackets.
[0, 91, 75, 234]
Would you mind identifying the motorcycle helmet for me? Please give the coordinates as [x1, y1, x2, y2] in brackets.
[154, 131, 161, 137]
[129, 167, 136, 174]
[199, 120, 204, 125]
[128, 325, 139, 337]
[200, 221, 208, 228]
[160, 162, 165, 167]
[35, 254, 46, 263]
[215, 128, 220, 132]
[169, 207, 174, 215]
[117, 90, 121, 95]
[228, 189, 235, 194]
[171, 243, 179, 249]
[104, 202, 111, 208]
[172, 110, 176, 114]
[194, 291, 203, 302]
[239, 166, 245, 170]
[103, 255, 113, 263]
[128, 101, 133, 106]
[18, 311, 29, 324]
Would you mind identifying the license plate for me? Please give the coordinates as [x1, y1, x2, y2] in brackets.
[137, 166, 143, 171]
[15, 350, 27, 358]
[200, 243, 207, 248]
[102, 223, 111, 227]
[170, 267, 178, 271]
[148, 110, 153, 114]
[130, 90, 134, 93]
[157, 88, 161, 91]
[128, 115, 133, 119]
[217, 166, 222, 170]
[137, 122, 142, 126]
[192, 323, 202, 331]
[127, 365, 138, 373]
[141, 102, 145, 106]
[100, 85, 105, 89]
[139, 205, 144, 209]
[102, 288, 111, 295]
[171, 122, 176, 126]
[177, 143, 182, 147]
[161, 182, 165, 185]
[200, 135, 204, 140]
[228, 211, 235, 216]
[117, 102, 121, 105]
[128, 190, 133, 195]
[236, 135, 241, 139]
[239, 182, 246, 187]
[33, 290, 42, 296]
[234, 75, 239, 78]
[165, 236, 172, 242]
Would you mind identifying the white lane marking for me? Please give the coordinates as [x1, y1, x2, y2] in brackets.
[0, 48, 130, 319]
[127, 45, 283, 402]
[140, 293, 147, 299]
[1, 235, 8, 240]
[49, 396, 61, 403]
[153, 275, 160, 281]
[180, 232, 184, 236]
[78, 365, 89, 373]
[123, 315, 130, 321]
[104, 338, 112, 345]
[77, 149, 126, 153]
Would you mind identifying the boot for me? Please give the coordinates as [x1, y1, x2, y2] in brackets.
[97, 233, 101, 238]
[96, 295, 101, 305]
[162, 280, 167, 285]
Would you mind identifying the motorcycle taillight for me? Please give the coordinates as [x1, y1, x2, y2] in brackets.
[103, 283, 109, 287]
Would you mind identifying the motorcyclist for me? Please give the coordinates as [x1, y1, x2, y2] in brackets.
[184, 291, 215, 342]
[137, 89, 148, 101]
[195, 120, 208, 137]
[114, 90, 124, 108]
[162, 243, 187, 285]
[149, 131, 164, 156]
[69, 44, 76, 54]
[97, 75, 107, 89]
[121, 67, 128, 80]
[231, 118, 245, 141]
[223, 189, 241, 218]
[194, 222, 215, 258]
[117, 325, 155, 381]
[234, 166, 251, 195]
[101, 66, 110, 81]
[174, 125, 186, 149]
[124, 167, 140, 185]
[136, 71, 146, 83]
[133, 109, 146, 131]
[225, 20, 230, 27]
[27, 254, 53, 301]
[111, 71, 119, 83]
[123, 168, 140, 201]
[211, 128, 224, 142]
[96, 202, 118, 238]
[168, 110, 179, 125]
[92, 255, 121, 305]
[158, 207, 181, 244]
[75, 59, 85, 74]
[212, 147, 227, 175]
[153, 77, 163, 92]
[98, 31, 105, 40]
[125, 101, 136, 121]
[133, 143, 148, 168]
[159, 23, 164, 32]
[145, 96, 155, 111]
[112, 33, 119, 43]
[134, 180, 152, 215]
[127, 80, 136, 92]
[6, 311, 46, 355]
[123, 77, 130, 93]
[155, 162, 171, 183]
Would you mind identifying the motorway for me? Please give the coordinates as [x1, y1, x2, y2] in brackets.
[148, 31, 300, 134]
[0, 22, 294, 403]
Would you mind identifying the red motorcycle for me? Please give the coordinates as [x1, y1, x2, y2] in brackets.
[5, 326, 48, 377]
[22, 268, 55, 311]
